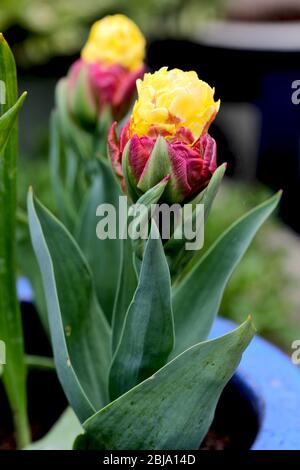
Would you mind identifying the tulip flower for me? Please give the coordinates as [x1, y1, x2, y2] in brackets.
[63, 14, 146, 130]
[108, 67, 220, 203]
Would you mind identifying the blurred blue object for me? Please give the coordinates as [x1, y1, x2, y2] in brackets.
[17, 276, 34, 303]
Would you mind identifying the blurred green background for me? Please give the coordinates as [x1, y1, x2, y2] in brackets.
[0, 0, 224, 68]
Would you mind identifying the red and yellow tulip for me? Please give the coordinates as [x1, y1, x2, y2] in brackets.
[109, 67, 220, 203]
[65, 14, 146, 129]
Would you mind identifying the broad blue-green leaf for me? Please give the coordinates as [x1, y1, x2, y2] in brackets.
[25, 408, 82, 450]
[16, 219, 49, 334]
[0, 34, 29, 448]
[75, 158, 121, 323]
[27, 190, 111, 422]
[111, 177, 169, 351]
[74, 318, 254, 450]
[111, 236, 137, 353]
[172, 192, 281, 356]
[133, 253, 142, 278]
[109, 223, 174, 401]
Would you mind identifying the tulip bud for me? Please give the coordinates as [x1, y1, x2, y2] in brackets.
[59, 14, 146, 132]
[108, 67, 220, 203]
[67, 59, 98, 131]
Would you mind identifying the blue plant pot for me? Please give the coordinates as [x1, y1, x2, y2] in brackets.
[210, 317, 300, 450]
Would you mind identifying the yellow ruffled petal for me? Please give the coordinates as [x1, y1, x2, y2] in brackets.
[81, 14, 145, 71]
[130, 67, 220, 140]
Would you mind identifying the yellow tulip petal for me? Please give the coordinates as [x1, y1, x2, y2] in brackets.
[130, 67, 220, 140]
[81, 14, 145, 71]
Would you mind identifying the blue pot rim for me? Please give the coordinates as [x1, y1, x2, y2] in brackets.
[210, 317, 300, 450]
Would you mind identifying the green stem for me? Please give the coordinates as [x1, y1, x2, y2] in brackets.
[25, 355, 55, 371]
[17, 207, 28, 225]
[13, 407, 31, 449]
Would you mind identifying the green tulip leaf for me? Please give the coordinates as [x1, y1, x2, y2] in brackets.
[111, 177, 170, 351]
[165, 163, 227, 273]
[17, 218, 49, 334]
[76, 158, 121, 323]
[200, 162, 227, 220]
[129, 176, 170, 259]
[56, 78, 93, 160]
[172, 192, 281, 356]
[0, 92, 27, 153]
[27, 190, 111, 422]
[70, 65, 97, 131]
[0, 34, 29, 448]
[74, 318, 254, 450]
[49, 111, 78, 231]
[109, 222, 174, 401]
[111, 236, 137, 353]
